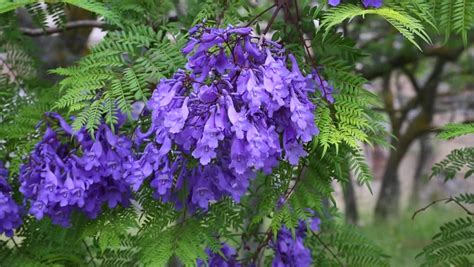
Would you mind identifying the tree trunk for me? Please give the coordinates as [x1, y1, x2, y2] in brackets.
[374, 150, 400, 220]
[343, 174, 359, 225]
[410, 136, 432, 204]
[374, 59, 450, 220]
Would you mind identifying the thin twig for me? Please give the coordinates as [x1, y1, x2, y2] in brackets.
[412, 198, 451, 220]
[245, 4, 277, 27]
[412, 197, 474, 220]
[261, 5, 282, 37]
[8, 237, 38, 261]
[216, 0, 229, 26]
[451, 198, 474, 216]
[10, 238, 20, 249]
[311, 230, 345, 267]
[250, 164, 306, 263]
[288, 0, 329, 99]
[82, 240, 97, 267]
[20, 20, 107, 37]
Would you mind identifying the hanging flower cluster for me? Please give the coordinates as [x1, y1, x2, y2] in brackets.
[197, 243, 241, 267]
[329, 0, 383, 8]
[19, 113, 134, 227]
[133, 25, 320, 210]
[270, 217, 321, 267]
[0, 162, 22, 237]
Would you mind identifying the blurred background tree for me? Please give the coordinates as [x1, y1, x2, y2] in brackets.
[335, 3, 474, 223]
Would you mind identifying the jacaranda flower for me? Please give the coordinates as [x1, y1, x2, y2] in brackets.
[133, 25, 325, 211]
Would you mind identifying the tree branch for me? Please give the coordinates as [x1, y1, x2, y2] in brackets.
[245, 4, 277, 27]
[412, 196, 474, 220]
[20, 20, 107, 37]
[401, 67, 421, 93]
[360, 45, 469, 80]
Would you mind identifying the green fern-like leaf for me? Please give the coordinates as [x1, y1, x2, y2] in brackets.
[418, 217, 474, 267]
[322, 4, 431, 50]
[61, 0, 121, 25]
[310, 223, 390, 267]
[438, 123, 474, 140]
[431, 147, 474, 180]
[455, 193, 474, 205]
[53, 25, 185, 132]
[435, 0, 474, 45]
[0, 0, 36, 14]
[141, 218, 208, 266]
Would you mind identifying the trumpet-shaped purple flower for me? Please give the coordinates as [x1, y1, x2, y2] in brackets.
[362, 0, 383, 8]
[164, 98, 190, 133]
[192, 185, 215, 209]
[329, 0, 383, 8]
[0, 162, 22, 237]
[270, 216, 321, 267]
[229, 138, 248, 174]
[197, 243, 241, 267]
[83, 141, 102, 171]
[134, 25, 323, 210]
[19, 113, 134, 227]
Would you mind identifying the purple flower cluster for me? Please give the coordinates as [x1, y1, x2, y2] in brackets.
[270, 218, 320, 267]
[197, 243, 241, 267]
[0, 162, 22, 237]
[19, 113, 133, 227]
[134, 25, 319, 210]
[329, 0, 383, 8]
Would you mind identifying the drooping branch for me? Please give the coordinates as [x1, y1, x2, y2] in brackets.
[412, 196, 474, 220]
[401, 67, 421, 93]
[245, 4, 277, 27]
[20, 20, 107, 37]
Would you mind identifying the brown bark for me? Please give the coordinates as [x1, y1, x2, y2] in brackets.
[374, 147, 400, 219]
[373, 51, 467, 219]
[410, 136, 432, 204]
[343, 174, 359, 225]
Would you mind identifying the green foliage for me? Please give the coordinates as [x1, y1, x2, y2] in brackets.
[186, 0, 246, 26]
[431, 147, 474, 180]
[141, 218, 209, 266]
[321, 3, 431, 50]
[0, 0, 37, 14]
[53, 25, 185, 132]
[0, 0, 121, 25]
[438, 122, 474, 139]
[0, 217, 90, 266]
[455, 193, 474, 205]
[429, 122, 474, 182]
[434, 0, 474, 45]
[0, 12, 51, 173]
[309, 222, 390, 267]
[417, 217, 474, 267]
[26, 2, 67, 30]
[103, 0, 174, 26]
[61, 0, 121, 25]
[418, 123, 474, 266]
